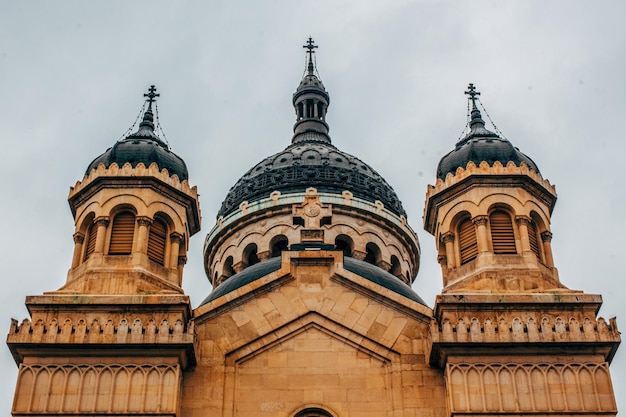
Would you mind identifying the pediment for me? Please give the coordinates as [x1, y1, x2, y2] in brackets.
[226, 312, 399, 366]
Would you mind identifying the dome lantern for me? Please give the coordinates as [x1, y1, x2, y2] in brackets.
[292, 37, 331, 144]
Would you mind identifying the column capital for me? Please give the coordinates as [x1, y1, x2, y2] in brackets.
[94, 216, 109, 227]
[472, 215, 489, 226]
[541, 230, 553, 242]
[170, 232, 183, 244]
[376, 260, 392, 272]
[136, 216, 153, 227]
[441, 232, 455, 244]
[352, 250, 367, 261]
[515, 215, 532, 226]
[73, 232, 85, 244]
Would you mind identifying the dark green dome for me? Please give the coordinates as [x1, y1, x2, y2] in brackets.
[437, 86, 539, 180]
[86, 87, 189, 181]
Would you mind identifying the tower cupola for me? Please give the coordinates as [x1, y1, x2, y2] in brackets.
[436, 84, 539, 180]
[85, 85, 189, 181]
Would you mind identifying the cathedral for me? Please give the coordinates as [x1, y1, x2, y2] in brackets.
[6, 39, 621, 416]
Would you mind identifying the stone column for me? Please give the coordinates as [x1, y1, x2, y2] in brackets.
[71, 232, 85, 268]
[441, 232, 456, 268]
[135, 217, 152, 254]
[515, 216, 532, 254]
[541, 231, 555, 267]
[93, 217, 109, 254]
[169, 232, 183, 269]
[177, 255, 187, 285]
[472, 215, 489, 253]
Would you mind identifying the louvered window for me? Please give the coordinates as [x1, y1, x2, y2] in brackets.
[148, 218, 167, 265]
[458, 218, 478, 264]
[490, 211, 517, 254]
[528, 220, 541, 260]
[108, 212, 135, 255]
[84, 222, 98, 260]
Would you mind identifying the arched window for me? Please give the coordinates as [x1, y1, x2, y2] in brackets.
[335, 235, 353, 257]
[294, 408, 333, 417]
[147, 217, 168, 265]
[458, 217, 478, 264]
[270, 235, 289, 257]
[490, 210, 516, 254]
[108, 211, 135, 255]
[84, 221, 98, 260]
[364, 242, 381, 266]
[222, 256, 234, 281]
[243, 243, 260, 268]
[390, 255, 402, 278]
[527, 219, 541, 260]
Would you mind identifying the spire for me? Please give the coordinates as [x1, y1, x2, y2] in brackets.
[292, 38, 331, 144]
[127, 85, 164, 144]
[464, 83, 485, 128]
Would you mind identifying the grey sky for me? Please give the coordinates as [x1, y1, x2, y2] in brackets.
[1, 1, 624, 412]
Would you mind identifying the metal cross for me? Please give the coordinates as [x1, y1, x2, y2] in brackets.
[464, 83, 480, 107]
[303, 37, 318, 61]
[144, 85, 160, 104]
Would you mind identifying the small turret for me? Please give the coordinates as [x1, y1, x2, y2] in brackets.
[62, 86, 201, 294]
[424, 84, 559, 293]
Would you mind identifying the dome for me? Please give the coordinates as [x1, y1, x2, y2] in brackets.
[218, 40, 406, 218]
[436, 85, 540, 180]
[200, 256, 426, 306]
[217, 136, 406, 218]
[85, 87, 189, 181]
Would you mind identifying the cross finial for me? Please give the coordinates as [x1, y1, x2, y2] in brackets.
[144, 85, 160, 110]
[303, 37, 318, 75]
[464, 83, 480, 108]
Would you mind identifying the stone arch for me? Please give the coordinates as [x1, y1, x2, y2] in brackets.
[270, 235, 289, 257]
[335, 234, 353, 257]
[364, 242, 382, 266]
[242, 243, 260, 269]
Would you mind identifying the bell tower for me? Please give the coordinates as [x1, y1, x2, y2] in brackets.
[7, 86, 200, 415]
[424, 83, 559, 293]
[425, 84, 620, 415]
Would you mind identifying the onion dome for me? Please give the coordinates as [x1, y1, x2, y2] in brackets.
[436, 83, 539, 180]
[217, 38, 406, 218]
[86, 86, 189, 181]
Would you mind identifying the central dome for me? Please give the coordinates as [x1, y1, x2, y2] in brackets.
[217, 137, 406, 218]
[217, 41, 406, 218]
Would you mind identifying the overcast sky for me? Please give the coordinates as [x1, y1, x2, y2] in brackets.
[1, 1, 624, 412]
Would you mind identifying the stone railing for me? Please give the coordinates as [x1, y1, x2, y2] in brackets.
[431, 316, 620, 344]
[7, 317, 194, 345]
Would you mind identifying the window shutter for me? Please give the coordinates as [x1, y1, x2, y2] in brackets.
[109, 212, 135, 255]
[458, 218, 478, 264]
[84, 222, 97, 260]
[528, 220, 541, 260]
[148, 218, 167, 265]
[490, 211, 517, 254]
